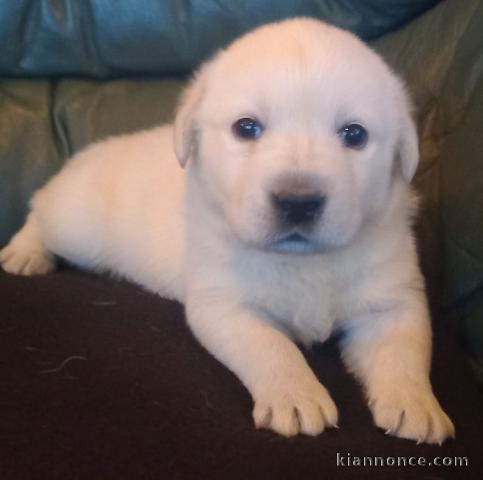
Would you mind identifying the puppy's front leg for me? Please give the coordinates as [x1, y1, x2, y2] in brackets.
[186, 291, 338, 437]
[341, 293, 454, 444]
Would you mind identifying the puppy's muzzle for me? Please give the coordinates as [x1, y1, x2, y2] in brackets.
[271, 193, 325, 226]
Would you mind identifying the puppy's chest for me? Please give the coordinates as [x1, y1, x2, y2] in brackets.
[238, 257, 335, 345]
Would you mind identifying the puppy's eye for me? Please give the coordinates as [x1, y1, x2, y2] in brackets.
[338, 123, 368, 149]
[232, 117, 263, 140]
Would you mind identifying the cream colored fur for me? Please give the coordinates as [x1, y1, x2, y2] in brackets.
[0, 18, 454, 444]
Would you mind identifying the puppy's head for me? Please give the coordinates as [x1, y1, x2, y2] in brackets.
[174, 18, 418, 254]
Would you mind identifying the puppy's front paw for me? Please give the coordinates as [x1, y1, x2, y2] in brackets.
[369, 383, 455, 445]
[0, 243, 54, 276]
[252, 375, 338, 437]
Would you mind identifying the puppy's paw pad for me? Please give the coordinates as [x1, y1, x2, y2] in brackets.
[370, 387, 454, 445]
[253, 379, 338, 437]
[0, 244, 54, 276]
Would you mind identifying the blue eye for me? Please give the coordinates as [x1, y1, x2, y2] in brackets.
[338, 123, 368, 149]
[232, 117, 263, 140]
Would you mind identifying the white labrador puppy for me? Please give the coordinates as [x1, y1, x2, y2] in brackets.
[0, 18, 454, 444]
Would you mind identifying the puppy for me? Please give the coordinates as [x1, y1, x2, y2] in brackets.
[0, 18, 454, 444]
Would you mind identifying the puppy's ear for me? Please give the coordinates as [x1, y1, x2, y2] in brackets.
[173, 66, 208, 168]
[396, 89, 420, 183]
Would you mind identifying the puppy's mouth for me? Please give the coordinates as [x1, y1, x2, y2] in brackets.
[267, 232, 323, 254]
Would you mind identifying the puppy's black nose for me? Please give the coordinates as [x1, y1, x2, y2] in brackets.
[271, 193, 325, 225]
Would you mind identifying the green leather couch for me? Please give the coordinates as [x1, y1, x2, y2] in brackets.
[1, 1, 482, 478]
